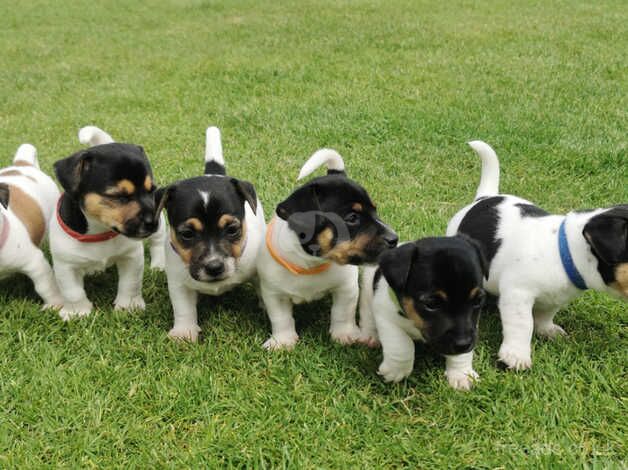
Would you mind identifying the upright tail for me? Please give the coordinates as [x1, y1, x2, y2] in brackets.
[468, 140, 500, 199]
[13, 143, 39, 168]
[297, 148, 346, 181]
[204, 126, 226, 175]
[78, 126, 115, 147]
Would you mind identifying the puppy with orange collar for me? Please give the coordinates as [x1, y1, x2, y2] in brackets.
[0, 143, 62, 307]
[50, 126, 166, 320]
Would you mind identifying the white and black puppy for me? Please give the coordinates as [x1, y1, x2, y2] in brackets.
[0, 144, 62, 307]
[447, 141, 628, 370]
[155, 127, 265, 342]
[50, 126, 165, 320]
[359, 237, 487, 390]
[257, 149, 398, 350]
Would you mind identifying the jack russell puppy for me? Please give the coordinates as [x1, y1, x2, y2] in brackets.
[257, 149, 398, 350]
[50, 126, 166, 320]
[447, 141, 627, 370]
[0, 144, 62, 307]
[155, 127, 265, 342]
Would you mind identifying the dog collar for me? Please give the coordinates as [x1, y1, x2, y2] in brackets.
[266, 217, 331, 276]
[56, 196, 119, 243]
[0, 218, 9, 250]
[558, 219, 587, 290]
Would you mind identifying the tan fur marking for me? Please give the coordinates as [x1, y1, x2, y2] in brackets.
[13, 161, 33, 167]
[185, 218, 204, 232]
[402, 297, 426, 330]
[0, 169, 37, 182]
[323, 233, 373, 265]
[317, 227, 334, 254]
[170, 229, 192, 265]
[469, 287, 481, 299]
[231, 221, 247, 259]
[83, 193, 141, 231]
[144, 176, 153, 192]
[352, 203, 363, 212]
[435, 290, 449, 301]
[218, 214, 236, 229]
[8, 185, 45, 245]
[611, 263, 628, 296]
[116, 179, 135, 195]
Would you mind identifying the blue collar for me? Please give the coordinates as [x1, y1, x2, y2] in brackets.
[558, 219, 587, 290]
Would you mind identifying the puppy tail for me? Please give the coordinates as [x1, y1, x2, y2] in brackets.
[78, 126, 115, 147]
[204, 126, 226, 175]
[13, 143, 39, 169]
[468, 140, 500, 199]
[297, 148, 346, 181]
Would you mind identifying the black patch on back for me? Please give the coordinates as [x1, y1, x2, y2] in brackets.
[516, 203, 549, 218]
[58, 193, 88, 234]
[204, 161, 226, 176]
[327, 169, 346, 176]
[457, 196, 504, 264]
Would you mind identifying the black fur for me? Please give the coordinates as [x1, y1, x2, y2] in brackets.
[378, 236, 486, 355]
[583, 205, 628, 284]
[0, 183, 9, 209]
[204, 161, 226, 176]
[516, 203, 549, 218]
[457, 196, 504, 264]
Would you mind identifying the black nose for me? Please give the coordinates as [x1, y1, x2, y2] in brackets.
[142, 213, 157, 232]
[452, 336, 474, 353]
[205, 259, 225, 277]
[382, 230, 398, 248]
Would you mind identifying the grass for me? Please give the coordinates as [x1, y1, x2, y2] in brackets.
[0, 0, 626, 467]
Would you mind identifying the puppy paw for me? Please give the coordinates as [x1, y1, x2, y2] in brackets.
[168, 325, 201, 342]
[356, 331, 381, 348]
[498, 344, 532, 371]
[535, 323, 567, 339]
[59, 301, 93, 321]
[377, 360, 413, 383]
[263, 333, 299, 351]
[114, 295, 146, 311]
[330, 324, 362, 345]
[42, 299, 64, 311]
[445, 369, 479, 391]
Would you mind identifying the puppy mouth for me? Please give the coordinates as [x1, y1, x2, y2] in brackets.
[112, 227, 153, 239]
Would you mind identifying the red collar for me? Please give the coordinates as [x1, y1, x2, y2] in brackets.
[0, 216, 9, 250]
[56, 196, 119, 243]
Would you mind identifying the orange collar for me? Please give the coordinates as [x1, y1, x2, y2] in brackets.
[266, 217, 331, 275]
[57, 196, 119, 243]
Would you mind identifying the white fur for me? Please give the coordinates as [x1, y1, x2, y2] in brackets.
[297, 148, 345, 181]
[0, 144, 62, 307]
[78, 126, 115, 146]
[447, 140, 625, 370]
[205, 126, 224, 167]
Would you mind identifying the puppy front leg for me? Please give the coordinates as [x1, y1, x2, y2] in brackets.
[54, 262, 93, 320]
[498, 289, 535, 370]
[167, 280, 200, 342]
[114, 250, 146, 311]
[329, 284, 361, 345]
[375, 315, 415, 383]
[357, 270, 380, 348]
[261, 286, 298, 350]
[444, 351, 478, 391]
[22, 248, 63, 309]
[148, 214, 167, 271]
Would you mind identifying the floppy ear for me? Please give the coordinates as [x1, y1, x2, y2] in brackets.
[154, 184, 175, 218]
[231, 178, 257, 215]
[277, 183, 323, 243]
[54, 150, 92, 196]
[0, 183, 9, 209]
[379, 243, 418, 294]
[583, 210, 628, 265]
[459, 235, 489, 279]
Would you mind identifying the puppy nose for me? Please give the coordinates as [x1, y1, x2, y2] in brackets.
[453, 336, 474, 353]
[142, 214, 157, 231]
[205, 259, 225, 277]
[383, 230, 398, 248]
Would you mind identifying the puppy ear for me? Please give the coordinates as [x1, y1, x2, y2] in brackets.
[277, 184, 322, 243]
[583, 210, 628, 265]
[379, 243, 418, 294]
[459, 235, 489, 279]
[155, 184, 175, 217]
[231, 178, 257, 215]
[54, 150, 92, 196]
[0, 183, 9, 209]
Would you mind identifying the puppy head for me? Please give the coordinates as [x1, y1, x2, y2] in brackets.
[380, 236, 487, 355]
[276, 174, 397, 264]
[583, 205, 628, 298]
[54, 143, 158, 238]
[156, 175, 257, 282]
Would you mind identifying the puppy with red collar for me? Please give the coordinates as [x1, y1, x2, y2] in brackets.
[50, 126, 165, 320]
[447, 141, 627, 370]
[155, 127, 265, 342]
[0, 144, 62, 307]
[257, 149, 398, 350]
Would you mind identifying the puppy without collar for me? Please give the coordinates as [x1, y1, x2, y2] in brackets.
[50, 126, 166, 320]
[257, 149, 398, 350]
[447, 141, 628, 370]
[0, 144, 62, 307]
[359, 237, 487, 390]
[156, 127, 266, 342]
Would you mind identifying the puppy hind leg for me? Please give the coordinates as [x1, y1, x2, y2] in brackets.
[54, 262, 93, 320]
[375, 315, 415, 382]
[444, 351, 478, 391]
[114, 250, 146, 311]
[357, 270, 380, 348]
[497, 290, 535, 371]
[533, 308, 566, 338]
[261, 287, 298, 350]
[22, 248, 63, 309]
[329, 284, 362, 345]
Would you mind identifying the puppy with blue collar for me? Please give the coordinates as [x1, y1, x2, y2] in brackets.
[359, 237, 487, 390]
[0, 143, 62, 307]
[257, 149, 398, 350]
[447, 141, 627, 370]
[50, 126, 166, 320]
[155, 127, 265, 342]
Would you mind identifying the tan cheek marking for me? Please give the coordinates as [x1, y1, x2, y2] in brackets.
[218, 214, 236, 229]
[185, 218, 204, 232]
[116, 179, 135, 194]
[231, 222, 247, 259]
[324, 233, 373, 265]
[0, 169, 37, 182]
[83, 193, 141, 230]
[612, 263, 628, 296]
[170, 229, 192, 265]
[402, 297, 426, 330]
[469, 287, 480, 299]
[352, 203, 363, 212]
[8, 185, 45, 245]
[144, 176, 152, 192]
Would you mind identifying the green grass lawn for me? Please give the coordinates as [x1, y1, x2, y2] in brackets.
[1, 0, 626, 467]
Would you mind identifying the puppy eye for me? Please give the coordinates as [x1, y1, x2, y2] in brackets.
[420, 295, 445, 312]
[115, 194, 131, 203]
[225, 224, 241, 238]
[179, 229, 197, 241]
[344, 212, 360, 226]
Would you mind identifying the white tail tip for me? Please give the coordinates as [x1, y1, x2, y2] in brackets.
[467, 140, 500, 199]
[297, 148, 345, 181]
[205, 126, 224, 165]
[78, 126, 115, 147]
[13, 143, 39, 168]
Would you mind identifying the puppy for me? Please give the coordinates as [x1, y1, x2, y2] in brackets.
[447, 141, 627, 370]
[50, 126, 165, 320]
[257, 149, 398, 350]
[156, 127, 265, 342]
[0, 144, 62, 307]
[359, 237, 487, 390]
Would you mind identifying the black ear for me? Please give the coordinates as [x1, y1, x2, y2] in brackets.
[53, 150, 92, 196]
[583, 209, 628, 265]
[0, 183, 9, 209]
[231, 178, 257, 215]
[277, 183, 322, 243]
[379, 243, 418, 294]
[459, 235, 489, 279]
[155, 184, 175, 218]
